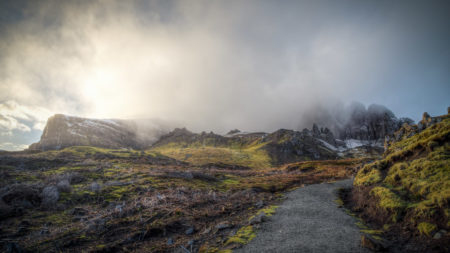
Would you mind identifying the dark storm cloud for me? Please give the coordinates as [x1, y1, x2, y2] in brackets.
[0, 0, 449, 150]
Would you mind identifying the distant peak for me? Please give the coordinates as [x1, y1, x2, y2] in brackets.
[227, 129, 241, 135]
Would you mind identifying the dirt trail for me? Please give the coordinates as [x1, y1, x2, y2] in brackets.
[235, 179, 369, 253]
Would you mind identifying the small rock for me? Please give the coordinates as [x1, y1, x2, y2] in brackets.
[115, 205, 123, 213]
[249, 212, 268, 225]
[185, 227, 195, 235]
[215, 222, 231, 230]
[41, 186, 59, 208]
[255, 201, 264, 208]
[71, 207, 88, 216]
[433, 232, 442, 240]
[40, 228, 50, 235]
[187, 240, 194, 245]
[167, 237, 174, 245]
[56, 179, 72, 193]
[201, 227, 211, 234]
[90, 182, 101, 192]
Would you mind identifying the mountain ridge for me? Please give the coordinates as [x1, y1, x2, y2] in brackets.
[28, 104, 412, 167]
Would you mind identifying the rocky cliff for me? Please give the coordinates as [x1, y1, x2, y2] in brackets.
[305, 103, 413, 143]
[337, 104, 413, 141]
[28, 114, 170, 150]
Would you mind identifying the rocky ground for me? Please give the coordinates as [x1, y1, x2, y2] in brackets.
[0, 147, 367, 252]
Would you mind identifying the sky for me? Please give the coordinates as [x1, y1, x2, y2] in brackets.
[0, 0, 449, 150]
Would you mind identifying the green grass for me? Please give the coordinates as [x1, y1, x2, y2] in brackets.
[354, 115, 450, 228]
[224, 225, 256, 246]
[150, 143, 272, 169]
[417, 222, 437, 237]
[354, 164, 382, 186]
[30, 146, 160, 159]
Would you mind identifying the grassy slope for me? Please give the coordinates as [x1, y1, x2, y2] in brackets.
[353, 115, 449, 239]
[150, 140, 272, 169]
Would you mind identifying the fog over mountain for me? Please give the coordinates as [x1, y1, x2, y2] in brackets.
[0, 0, 449, 150]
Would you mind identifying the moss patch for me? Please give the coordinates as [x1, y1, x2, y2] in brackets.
[151, 144, 271, 169]
[224, 225, 256, 246]
[417, 222, 437, 237]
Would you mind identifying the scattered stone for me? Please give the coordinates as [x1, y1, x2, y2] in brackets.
[71, 207, 88, 216]
[255, 200, 264, 208]
[89, 182, 101, 192]
[433, 230, 447, 240]
[167, 237, 174, 245]
[115, 204, 123, 213]
[433, 232, 442, 240]
[185, 227, 195, 235]
[40, 228, 50, 235]
[201, 227, 211, 235]
[41, 186, 59, 208]
[56, 179, 71, 193]
[187, 240, 194, 245]
[249, 212, 268, 225]
[215, 222, 232, 230]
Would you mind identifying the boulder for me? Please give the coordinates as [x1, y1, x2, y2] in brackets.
[215, 222, 232, 230]
[41, 186, 59, 208]
[249, 212, 269, 225]
[56, 180, 71, 193]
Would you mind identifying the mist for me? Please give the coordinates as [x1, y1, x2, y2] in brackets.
[1, 0, 449, 149]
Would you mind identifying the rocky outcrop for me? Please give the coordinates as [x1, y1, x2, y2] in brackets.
[29, 114, 170, 150]
[337, 104, 413, 141]
[153, 127, 339, 165]
[263, 129, 338, 164]
[385, 111, 448, 149]
[307, 103, 413, 144]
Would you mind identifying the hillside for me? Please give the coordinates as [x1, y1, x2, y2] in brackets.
[349, 111, 450, 252]
[149, 128, 344, 169]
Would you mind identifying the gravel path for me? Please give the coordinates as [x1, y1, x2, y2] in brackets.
[235, 179, 369, 253]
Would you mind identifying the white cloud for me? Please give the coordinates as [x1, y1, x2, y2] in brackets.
[0, 100, 52, 132]
[0, 142, 29, 151]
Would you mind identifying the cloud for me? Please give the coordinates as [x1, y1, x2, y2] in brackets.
[0, 142, 29, 151]
[0, 101, 52, 133]
[0, 0, 448, 142]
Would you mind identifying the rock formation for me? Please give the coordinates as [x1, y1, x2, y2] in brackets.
[28, 114, 170, 150]
[307, 103, 413, 144]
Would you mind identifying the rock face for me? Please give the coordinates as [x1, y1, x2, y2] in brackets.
[306, 103, 413, 144]
[336, 103, 413, 141]
[29, 114, 170, 150]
